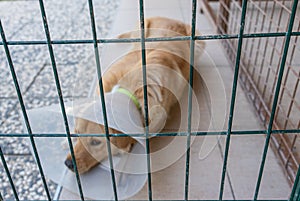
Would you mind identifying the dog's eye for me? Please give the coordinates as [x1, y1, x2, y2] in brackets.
[90, 139, 102, 146]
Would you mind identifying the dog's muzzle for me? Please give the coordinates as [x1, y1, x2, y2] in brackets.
[64, 159, 74, 171]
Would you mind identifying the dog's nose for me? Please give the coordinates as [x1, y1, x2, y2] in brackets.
[64, 159, 74, 171]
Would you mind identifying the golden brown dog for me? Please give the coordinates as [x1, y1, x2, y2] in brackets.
[64, 17, 205, 174]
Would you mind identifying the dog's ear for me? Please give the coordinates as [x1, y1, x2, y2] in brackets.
[184, 24, 193, 36]
[143, 18, 151, 38]
[111, 136, 136, 152]
[117, 31, 133, 39]
[117, 19, 151, 39]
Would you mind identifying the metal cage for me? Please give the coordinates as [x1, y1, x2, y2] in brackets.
[0, 0, 300, 200]
[201, 0, 300, 186]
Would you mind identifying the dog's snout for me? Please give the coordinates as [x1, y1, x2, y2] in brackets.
[64, 159, 74, 171]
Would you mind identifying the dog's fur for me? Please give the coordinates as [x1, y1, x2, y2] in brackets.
[65, 17, 205, 174]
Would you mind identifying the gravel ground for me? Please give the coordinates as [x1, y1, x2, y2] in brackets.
[0, 0, 120, 199]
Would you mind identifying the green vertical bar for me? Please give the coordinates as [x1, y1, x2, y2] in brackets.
[184, 0, 197, 200]
[254, 0, 299, 199]
[0, 147, 19, 201]
[290, 165, 300, 201]
[87, 0, 118, 200]
[138, 1, 152, 201]
[37, 0, 84, 199]
[0, 20, 51, 201]
[219, 0, 248, 200]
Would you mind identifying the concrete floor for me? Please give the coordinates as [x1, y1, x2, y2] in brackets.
[0, 0, 293, 200]
[60, 0, 291, 200]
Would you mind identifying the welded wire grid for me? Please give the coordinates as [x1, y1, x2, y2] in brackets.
[0, 0, 300, 200]
[216, 0, 300, 187]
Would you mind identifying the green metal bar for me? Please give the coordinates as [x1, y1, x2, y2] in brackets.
[184, 0, 197, 200]
[56, 199, 288, 201]
[138, 1, 152, 200]
[37, 0, 84, 199]
[254, 0, 299, 199]
[0, 20, 51, 201]
[290, 165, 300, 201]
[219, 0, 248, 200]
[294, 186, 300, 201]
[87, 0, 118, 200]
[1, 31, 300, 46]
[0, 129, 299, 138]
[0, 147, 19, 201]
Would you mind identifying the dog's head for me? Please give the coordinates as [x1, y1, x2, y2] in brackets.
[64, 118, 136, 174]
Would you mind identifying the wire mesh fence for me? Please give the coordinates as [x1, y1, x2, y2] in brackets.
[0, 0, 300, 200]
[200, 0, 300, 186]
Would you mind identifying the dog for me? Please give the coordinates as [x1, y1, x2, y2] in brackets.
[64, 17, 205, 174]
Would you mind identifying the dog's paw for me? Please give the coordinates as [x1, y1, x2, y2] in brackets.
[149, 105, 168, 133]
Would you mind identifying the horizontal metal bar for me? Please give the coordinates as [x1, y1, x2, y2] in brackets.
[55, 199, 288, 201]
[0, 129, 299, 138]
[1, 31, 300, 46]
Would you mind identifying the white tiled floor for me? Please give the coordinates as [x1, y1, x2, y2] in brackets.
[60, 0, 291, 200]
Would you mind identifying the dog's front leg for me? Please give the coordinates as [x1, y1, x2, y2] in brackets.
[137, 86, 169, 133]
